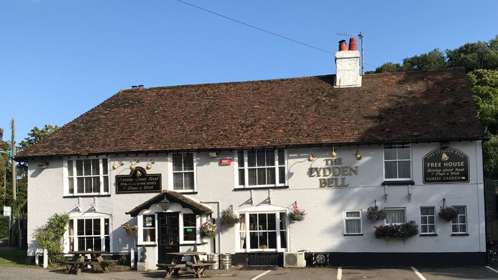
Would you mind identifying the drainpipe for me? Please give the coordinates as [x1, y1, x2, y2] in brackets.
[200, 201, 221, 254]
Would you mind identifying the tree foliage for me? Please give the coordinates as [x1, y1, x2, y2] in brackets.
[33, 213, 68, 263]
[18, 125, 59, 152]
[374, 36, 498, 178]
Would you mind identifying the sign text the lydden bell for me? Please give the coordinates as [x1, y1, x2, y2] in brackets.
[308, 158, 359, 188]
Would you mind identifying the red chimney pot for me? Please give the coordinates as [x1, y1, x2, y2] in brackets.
[338, 40, 348, 51]
[348, 37, 357, 51]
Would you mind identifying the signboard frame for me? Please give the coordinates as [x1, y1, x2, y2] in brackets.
[423, 148, 469, 184]
[115, 167, 162, 194]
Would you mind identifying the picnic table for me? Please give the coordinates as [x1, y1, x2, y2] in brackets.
[61, 251, 111, 274]
[157, 252, 215, 279]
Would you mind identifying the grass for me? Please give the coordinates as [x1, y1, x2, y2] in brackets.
[0, 247, 36, 268]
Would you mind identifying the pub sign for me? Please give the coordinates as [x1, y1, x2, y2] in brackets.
[423, 148, 469, 183]
[116, 166, 162, 194]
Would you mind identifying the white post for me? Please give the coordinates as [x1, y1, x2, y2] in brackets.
[42, 248, 48, 269]
[130, 248, 135, 269]
[34, 250, 39, 266]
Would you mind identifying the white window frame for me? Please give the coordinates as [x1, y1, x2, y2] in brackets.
[141, 214, 156, 244]
[383, 144, 412, 181]
[63, 157, 110, 196]
[179, 212, 201, 244]
[236, 210, 288, 253]
[168, 152, 197, 192]
[451, 205, 468, 234]
[234, 149, 287, 188]
[384, 207, 406, 225]
[343, 210, 363, 235]
[65, 214, 111, 253]
[420, 206, 436, 235]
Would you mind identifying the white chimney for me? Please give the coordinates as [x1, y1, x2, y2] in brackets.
[334, 37, 362, 88]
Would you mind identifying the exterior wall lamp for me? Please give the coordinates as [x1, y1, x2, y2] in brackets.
[331, 147, 337, 160]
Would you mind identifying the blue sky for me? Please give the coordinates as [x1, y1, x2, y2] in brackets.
[0, 0, 497, 143]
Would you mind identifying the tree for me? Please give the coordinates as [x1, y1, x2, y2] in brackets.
[402, 49, 447, 72]
[18, 125, 59, 152]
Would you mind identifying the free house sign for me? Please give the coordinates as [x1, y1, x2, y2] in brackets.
[423, 148, 469, 183]
[116, 166, 162, 194]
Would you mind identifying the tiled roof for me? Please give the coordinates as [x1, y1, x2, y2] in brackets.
[16, 69, 482, 159]
[126, 191, 212, 216]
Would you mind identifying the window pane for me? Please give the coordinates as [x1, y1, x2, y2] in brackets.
[278, 150, 285, 166]
[398, 161, 411, 178]
[102, 159, 108, 175]
[77, 178, 84, 193]
[68, 178, 74, 194]
[421, 216, 428, 224]
[421, 225, 428, 233]
[78, 237, 85, 251]
[280, 231, 287, 248]
[259, 232, 268, 249]
[84, 177, 92, 193]
[398, 147, 410, 160]
[346, 220, 361, 234]
[184, 172, 194, 190]
[69, 220, 74, 236]
[421, 207, 434, 215]
[172, 154, 183, 171]
[68, 161, 73, 177]
[265, 150, 275, 166]
[104, 237, 110, 252]
[267, 168, 275, 185]
[91, 159, 99, 175]
[249, 214, 257, 230]
[384, 147, 396, 160]
[92, 177, 100, 193]
[144, 215, 155, 227]
[76, 160, 83, 176]
[385, 162, 397, 179]
[103, 177, 109, 193]
[257, 168, 266, 185]
[143, 229, 155, 242]
[184, 227, 196, 241]
[93, 219, 100, 235]
[173, 173, 183, 190]
[85, 219, 93, 235]
[83, 160, 91, 176]
[279, 213, 286, 229]
[250, 232, 258, 249]
[77, 220, 84, 235]
[428, 216, 435, 224]
[268, 232, 276, 249]
[279, 167, 285, 184]
[237, 151, 244, 166]
[267, 214, 276, 230]
[460, 224, 467, 232]
[452, 224, 458, 232]
[429, 225, 435, 232]
[104, 219, 109, 235]
[248, 169, 257, 186]
[247, 151, 256, 167]
[86, 237, 94, 251]
[184, 153, 194, 171]
[256, 150, 266, 166]
[238, 169, 245, 186]
[258, 214, 267, 230]
[184, 214, 196, 227]
[386, 209, 405, 224]
[94, 237, 101, 251]
[346, 211, 360, 218]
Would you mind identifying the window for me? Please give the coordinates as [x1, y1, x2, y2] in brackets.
[66, 158, 109, 195]
[236, 149, 286, 188]
[384, 208, 406, 225]
[238, 212, 287, 252]
[68, 217, 110, 252]
[172, 153, 195, 191]
[182, 214, 197, 242]
[143, 215, 156, 243]
[384, 144, 411, 180]
[344, 211, 362, 235]
[451, 206, 467, 234]
[420, 207, 436, 235]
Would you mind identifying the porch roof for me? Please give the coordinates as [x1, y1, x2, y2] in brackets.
[126, 191, 212, 216]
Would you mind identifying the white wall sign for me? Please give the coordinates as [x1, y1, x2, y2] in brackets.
[3, 206, 11, 217]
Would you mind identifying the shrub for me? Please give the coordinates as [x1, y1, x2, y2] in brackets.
[375, 221, 419, 240]
[367, 206, 386, 221]
[33, 213, 69, 263]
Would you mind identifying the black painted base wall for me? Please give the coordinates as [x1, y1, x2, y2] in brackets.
[232, 252, 487, 267]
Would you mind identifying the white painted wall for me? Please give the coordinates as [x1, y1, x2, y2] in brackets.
[26, 141, 485, 260]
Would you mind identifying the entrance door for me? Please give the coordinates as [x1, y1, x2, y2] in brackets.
[157, 212, 180, 264]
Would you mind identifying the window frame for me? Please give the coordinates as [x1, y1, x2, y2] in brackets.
[64, 157, 110, 196]
[179, 213, 200, 244]
[383, 207, 406, 225]
[234, 149, 287, 189]
[451, 205, 468, 235]
[343, 210, 363, 235]
[236, 210, 288, 253]
[419, 206, 436, 235]
[383, 144, 412, 181]
[138, 214, 157, 246]
[65, 215, 111, 253]
[142, 214, 156, 244]
[169, 152, 197, 193]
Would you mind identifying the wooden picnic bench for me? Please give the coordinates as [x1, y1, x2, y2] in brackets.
[157, 252, 213, 278]
[61, 251, 111, 274]
[186, 261, 213, 278]
[156, 263, 186, 278]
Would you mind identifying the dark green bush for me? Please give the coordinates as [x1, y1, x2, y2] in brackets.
[375, 221, 419, 240]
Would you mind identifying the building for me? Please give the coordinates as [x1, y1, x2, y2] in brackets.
[17, 38, 486, 268]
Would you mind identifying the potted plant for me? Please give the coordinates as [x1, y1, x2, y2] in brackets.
[438, 198, 458, 222]
[220, 206, 239, 227]
[374, 221, 419, 240]
[122, 222, 138, 236]
[201, 221, 217, 238]
[289, 201, 306, 222]
[367, 205, 386, 221]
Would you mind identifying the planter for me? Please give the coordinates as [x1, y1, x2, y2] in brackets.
[439, 207, 458, 222]
[289, 201, 306, 222]
[220, 206, 239, 227]
[367, 206, 386, 221]
[375, 221, 419, 240]
[201, 221, 217, 238]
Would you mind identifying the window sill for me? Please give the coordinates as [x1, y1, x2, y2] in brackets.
[451, 233, 469, 236]
[233, 186, 289, 191]
[419, 233, 438, 237]
[344, 233, 363, 236]
[63, 194, 111, 198]
[180, 242, 208, 246]
[382, 180, 415, 186]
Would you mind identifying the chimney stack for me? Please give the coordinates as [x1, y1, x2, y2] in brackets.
[334, 37, 362, 88]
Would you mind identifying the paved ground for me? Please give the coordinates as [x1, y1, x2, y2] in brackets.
[1, 266, 498, 280]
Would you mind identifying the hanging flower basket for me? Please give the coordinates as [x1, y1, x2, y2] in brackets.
[367, 206, 386, 221]
[201, 221, 217, 238]
[220, 206, 239, 227]
[289, 201, 306, 222]
[121, 223, 138, 236]
[374, 221, 419, 240]
[439, 207, 458, 222]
